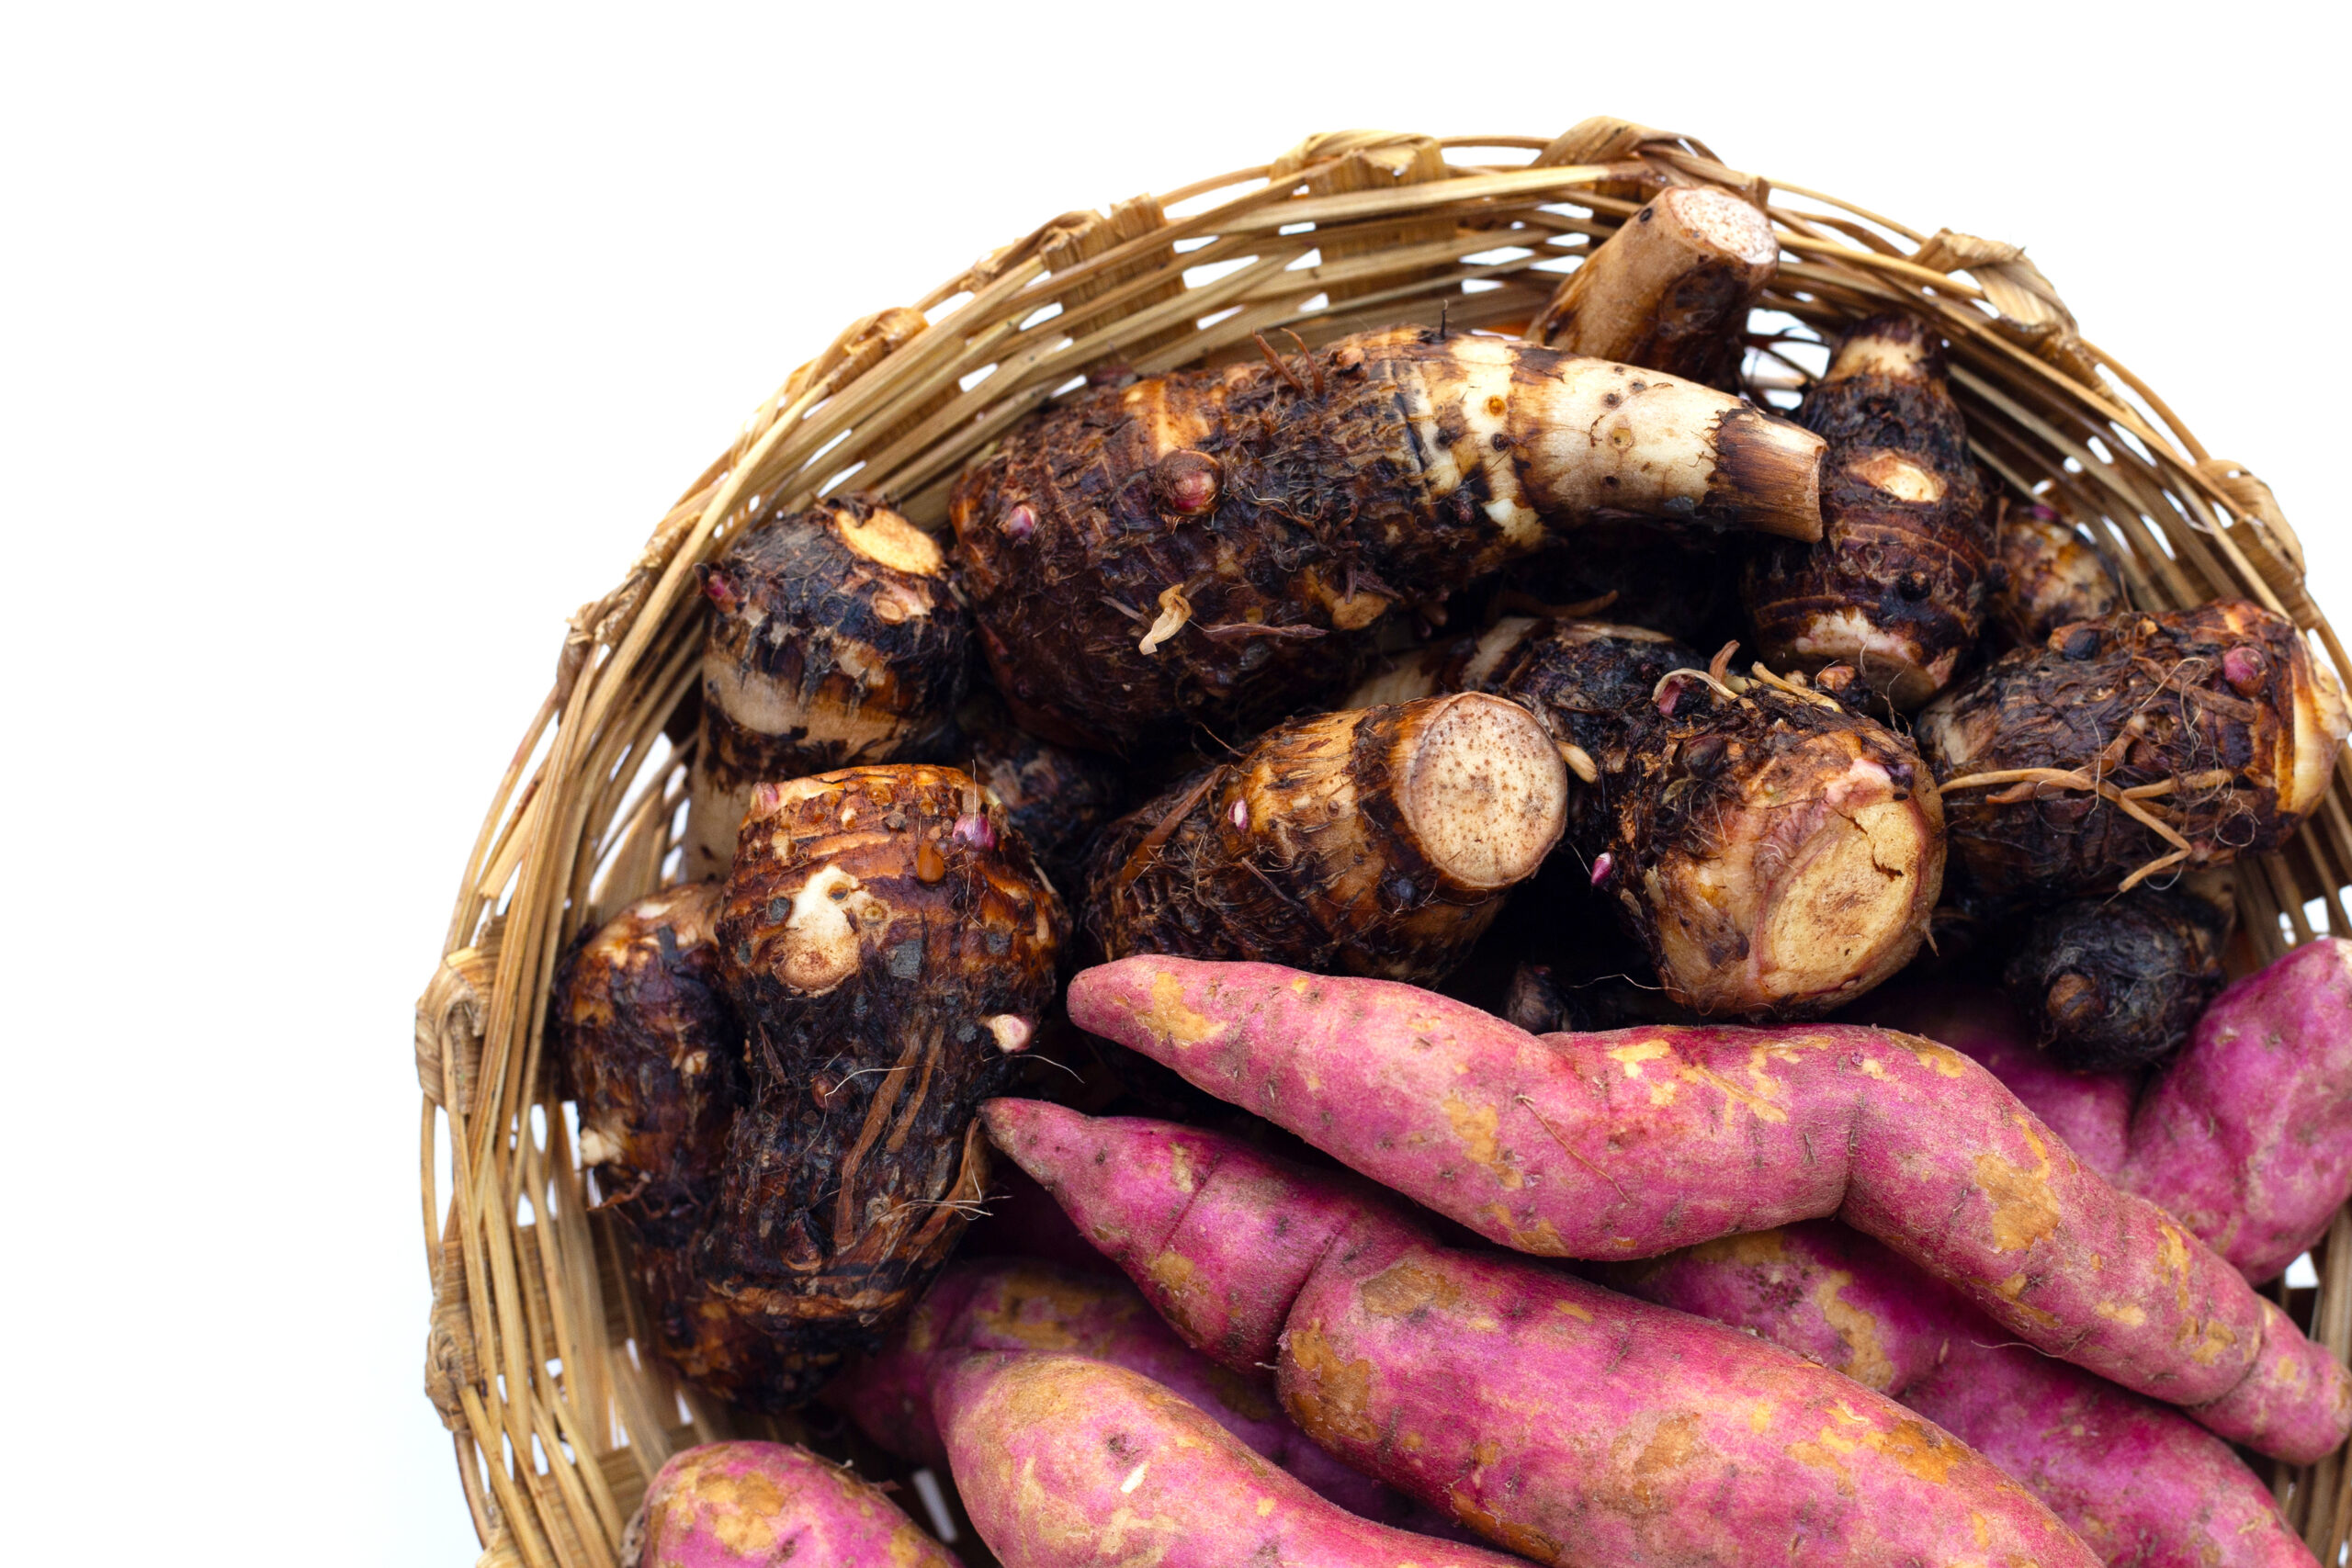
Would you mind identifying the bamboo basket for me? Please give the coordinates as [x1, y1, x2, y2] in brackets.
[416, 118, 2352, 1567]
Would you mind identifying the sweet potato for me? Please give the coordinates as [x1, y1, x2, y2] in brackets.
[1867, 939, 2352, 1285]
[983, 1100, 2099, 1568]
[829, 1256, 1410, 1524]
[952, 325, 1824, 750]
[933, 1350, 1521, 1568]
[1064, 954, 2350, 1456]
[1609, 1222, 2316, 1564]
[628, 1440, 961, 1567]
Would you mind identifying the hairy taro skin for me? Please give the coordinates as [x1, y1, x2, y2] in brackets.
[951, 325, 1821, 750]
[630, 1440, 962, 1568]
[828, 1256, 1412, 1524]
[1744, 312, 1994, 710]
[1612, 1223, 2315, 1568]
[687, 496, 971, 878]
[555, 886, 804, 1402]
[702, 764, 1065, 1406]
[1918, 601, 2351, 900]
[980, 1100, 2100, 1568]
[1062, 955, 2351, 1457]
[953, 693, 1127, 890]
[933, 1351, 1526, 1568]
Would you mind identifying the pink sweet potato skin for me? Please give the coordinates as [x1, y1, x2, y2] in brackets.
[985, 1099, 2101, 1568]
[827, 1256, 1408, 1523]
[2127, 939, 2352, 1281]
[1611, 1223, 2314, 1568]
[633, 1440, 961, 1568]
[932, 1351, 1522, 1568]
[1064, 955, 2348, 1455]
[1861, 942, 2352, 1285]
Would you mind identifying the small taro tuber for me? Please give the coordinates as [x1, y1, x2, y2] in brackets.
[1990, 501, 2123, 650]
[932, 1349, 1532, 1568]
[1743, 312, 1994, 709]
[2001, 888, 2227, 1070]
[983, 1100, 2100, 1568]
[1611, 1222, 2321, 1560]
[628, 1440, 962, 1568]
[951, 325, 1824, 750]
[1065, 954, 2352, 1456]
[1531, 185, 1779, 389]
[1868, 940, 2352, 1286]
[1081, 693, 1566, 986]
[684, 497, 970, 879]
[556, 884, 807, 1401]
[1918, 601, 2350, 899]
[699, 764, 1064, 1404]
[1355, 616, 1944, 1017]
[829, 1256, 1413, 1525]
[954, 692, 1127, 887]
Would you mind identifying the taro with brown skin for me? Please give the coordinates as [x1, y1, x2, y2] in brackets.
[1742, 312, 1995, 709]
[951, 325, 1824, 751]
[1081, 693, 1566, 987]
[1531, 185, 1779, 390]
[953, 692, 1127, 889]
[1357, 617, 1944, 1018]
[693, 762, 1064, 1406]
[2001, 887, 2229, 1071]
[1918, 600, 2351, 900]
[553, 886, 816, 1403]
[1989, 500, 2123, 650]
[684, 496, 971, 879]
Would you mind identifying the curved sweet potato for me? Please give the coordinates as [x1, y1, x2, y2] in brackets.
[933, 1351, 1521, 1568]
[984, 1100, 2099, 1568]
[1065, 954, 2349, 1457]
[1611, 1222, 2316, 1566]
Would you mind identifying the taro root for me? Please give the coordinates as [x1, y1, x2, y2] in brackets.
[1989, 501, 2123, 650]
[1359, 617, 1944, 1018]
[701, 763, 1065, 1406]
[1742, 313, 1994, 709]
[684, 497, 971, 879]
[2001, 888, 2229, 1071]
[553, 886, 808, 1403]
[1530, 186, 1779, 390]
[1082, 694, 1567, 986]
[1492, 518, 1739, 646]
[955, 693, 1127, 887]
[951, 324, 1825, 751]
[1918, 601, 2350, 899]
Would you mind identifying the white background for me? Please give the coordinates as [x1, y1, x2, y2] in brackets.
[5, 5, 2346, 1562]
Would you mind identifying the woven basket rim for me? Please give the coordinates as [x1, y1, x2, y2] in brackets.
[415, 119, 2352, 1568]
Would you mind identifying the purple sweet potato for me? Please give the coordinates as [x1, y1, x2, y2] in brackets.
[1863, 939, 2352, 1285]
[1611, 1222, 2316, 1566]
[933, 1350, 1523, 1568]
[827, 1255, 1410, 1524]
[629, 1440, 961, 1567]
[1063, 955, 2350, 1457]
[985, 1099, 2102, 1568]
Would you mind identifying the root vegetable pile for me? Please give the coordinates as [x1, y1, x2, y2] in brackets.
[1357, 615, 1944, 1015]
[554, 286, 2352, 1568]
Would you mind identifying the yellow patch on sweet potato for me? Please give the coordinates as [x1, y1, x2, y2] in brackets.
[1608, 1040, 1672, 1076]
[2094, 1302, 2148, 1328]
[1789, 1437, 1854, 1495]
[1973, 1125, 2061, 1254]
[1481, 1203, 1570, 1254]
[1283, 1320, 1380, 1448]
[1893, 1032, 1972, 1078]
[1360, 1258, 1464, 1320]
[1147, 1249, 1197, 1295]
[1447, 1488, 1565, 1562]
[1861, 1417, 1961, 1485]
[1597, 1413, 1710, 1516]
[1811, 1270, 1898, 1390]
[1136, 970, 1227, 1049]
[1677, 1061, 1790, 1124]
[683, 1462, 787, 1557]
[1442, 1093, 1523, 1189]
[1554, 1299, 1594, 1323]
[1167, 1140, 1199, 1195]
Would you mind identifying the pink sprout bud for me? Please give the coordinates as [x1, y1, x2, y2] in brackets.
[952, 812, 997, 851]
[2222, 644, 2267, 694]
[982, 1014, 1035, 1054]
[1001, 502, 1037, 540]
[1228, 799, 1249, 830]
[1589, 852, 1614, 887]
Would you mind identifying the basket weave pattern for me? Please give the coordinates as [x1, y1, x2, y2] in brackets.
[416, 119, 2352, 1566]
